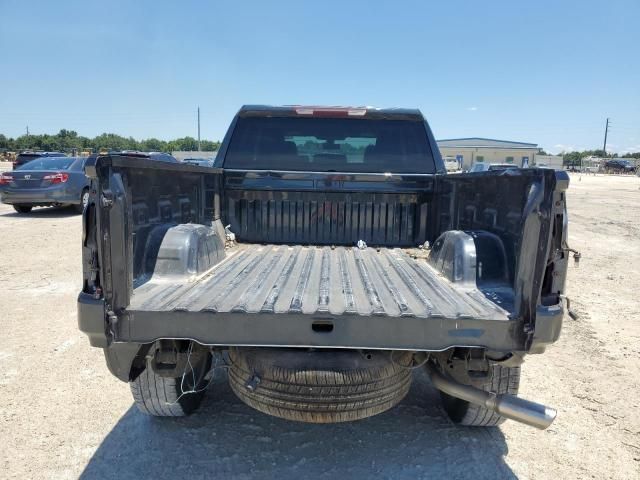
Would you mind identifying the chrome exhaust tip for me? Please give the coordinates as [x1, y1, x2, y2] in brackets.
[426, 365, 557, 430]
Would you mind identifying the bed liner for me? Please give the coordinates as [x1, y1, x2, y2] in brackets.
[129, 244, 512, 321]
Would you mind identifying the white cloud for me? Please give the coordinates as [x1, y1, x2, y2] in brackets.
[551, 143, 575, 153]
[466, 106, 478, 111]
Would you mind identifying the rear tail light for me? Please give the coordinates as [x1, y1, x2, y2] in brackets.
[43, 172, 69, 184]
[0, 174, 14, 185]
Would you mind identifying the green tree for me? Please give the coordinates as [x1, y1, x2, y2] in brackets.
[199, 140, 221, 151]
[168, 136, 199, 151]
[93, 133, 139, 151]
[1, 130, 222, 154]
[140, 138, 167, 151]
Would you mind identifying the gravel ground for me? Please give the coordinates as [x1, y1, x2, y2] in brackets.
[0, 172, 639, 479]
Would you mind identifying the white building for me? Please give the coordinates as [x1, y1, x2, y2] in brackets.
[437, 138, 540, 170]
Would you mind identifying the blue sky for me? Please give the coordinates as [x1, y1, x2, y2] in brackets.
[1, 0, 638, 154]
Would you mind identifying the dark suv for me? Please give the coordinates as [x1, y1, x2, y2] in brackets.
[604, 159, 636, 174]
[13, 151, 66, 170]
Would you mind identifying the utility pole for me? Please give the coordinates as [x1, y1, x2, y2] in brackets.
[26, 125, 29, 136]
[197, 107, 201, 152]
[602, 118, 610, 158]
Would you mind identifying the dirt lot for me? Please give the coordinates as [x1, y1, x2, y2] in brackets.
[0, 172, 639, 479]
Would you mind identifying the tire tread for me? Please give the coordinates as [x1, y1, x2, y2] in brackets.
[442, 364, 521, 427]
[228, 348, 412, 423]
[129, 353, 211, 417]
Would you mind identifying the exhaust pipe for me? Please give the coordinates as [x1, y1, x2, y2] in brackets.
[426, 365, 557, 430]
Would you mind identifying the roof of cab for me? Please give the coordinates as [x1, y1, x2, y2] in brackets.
[238, 105, 425, 120]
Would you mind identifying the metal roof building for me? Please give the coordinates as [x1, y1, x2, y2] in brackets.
[437, 137, 540, 169]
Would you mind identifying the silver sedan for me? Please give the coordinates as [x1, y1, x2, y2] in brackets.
[0, 157, 91, 214]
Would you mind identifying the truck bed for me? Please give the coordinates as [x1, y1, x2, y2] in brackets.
[129, 244, 512, 320]
[79, 155, 566, 354]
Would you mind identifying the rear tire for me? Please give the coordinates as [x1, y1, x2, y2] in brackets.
[228, 348, 413, 423]
[130, 351, 212, 417]
[13, 205, 32, 214]
[438, 364, 521, 427]
[73, 188, 89, 214]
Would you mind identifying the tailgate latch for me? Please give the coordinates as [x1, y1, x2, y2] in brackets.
[101, 190, 114, 208]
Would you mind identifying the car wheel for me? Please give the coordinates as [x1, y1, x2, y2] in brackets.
[228, 348, 413, 423]
[437, 363, 521, 427]
[130, 348, 212, 417]
[74, 189, 90, 214]
[13, 205, 33, 214]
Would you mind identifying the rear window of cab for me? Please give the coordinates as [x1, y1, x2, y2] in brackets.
[224, 116, 436, 174]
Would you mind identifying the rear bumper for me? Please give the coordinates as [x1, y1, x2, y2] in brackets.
[0, 186, 80, 205]
[77, 292, 564, 353]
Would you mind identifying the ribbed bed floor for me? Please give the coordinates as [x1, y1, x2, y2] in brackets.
[129, 245, 512, 320]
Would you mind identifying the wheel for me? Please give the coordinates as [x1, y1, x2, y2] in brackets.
[73, 188, 90, 214]
[13, 205, 32, 214]
[129, 349, 212, 417]
[228, 348, 413, 423]
[438, 363, 520, 427]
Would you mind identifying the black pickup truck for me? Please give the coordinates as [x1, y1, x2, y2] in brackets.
[79, 105, 569, 429]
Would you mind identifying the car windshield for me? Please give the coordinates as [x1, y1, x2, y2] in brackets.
[17, 154, 40, 161]
[224, 116, 435, 173]
[16, 157, 75, 170]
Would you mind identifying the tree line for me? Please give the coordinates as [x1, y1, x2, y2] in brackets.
[555, 149, 640, 167]
[0, 129, 220, 154]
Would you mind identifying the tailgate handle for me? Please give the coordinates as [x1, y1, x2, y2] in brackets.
[312, 321, 334, 333]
